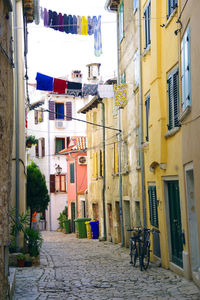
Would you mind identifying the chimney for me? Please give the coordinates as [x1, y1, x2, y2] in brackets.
[71, 70, 83, 83]
[86, 63, 101, 83]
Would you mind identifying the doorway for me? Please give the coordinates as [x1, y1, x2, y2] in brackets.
[71, 202, 75, 232]
[167, 180, 183, 268]
[185, 168, 200, 272]
[107, 204, 113, 242]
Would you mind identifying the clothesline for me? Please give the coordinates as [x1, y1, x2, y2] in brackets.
[34, 6, 102, 57]
[35, 72, 127, 107]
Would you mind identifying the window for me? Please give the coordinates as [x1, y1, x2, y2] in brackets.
[134, 49, 139, 87]
[55, 137, 65, 154]
[35, 138, 45, 157]
[144, 1, 151, 49]
[99, 150, 103, 177]
[50, 174, 55, 192]
[133, 0, 138, 14]
[168, 0, 178, 18]
[70, 163, 75, 183]
[55, 103, 64, 119]
[66, 102, 72, 121]
[167, 69, 179, 130]
[56, 175, 66, 192]
[145, 94, 150, 142]
[49, 100, 55, 120]
[114, 142, 119, 174]
[148, 185, 159, 227]
[181, 26, 191, 111]
[92, 152, 98, 178]
[119, 1, 124, 42]
[34, 110, 43, 124]
[121, 72, 126, 84]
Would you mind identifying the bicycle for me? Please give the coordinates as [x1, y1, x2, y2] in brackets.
[127, 227, 159, 271]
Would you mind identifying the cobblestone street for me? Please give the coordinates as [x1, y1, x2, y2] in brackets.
[13, 231, 200, 300]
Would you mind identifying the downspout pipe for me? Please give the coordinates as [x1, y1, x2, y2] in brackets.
[116, 10, 124, 246]
[99, 100, 106, 240]
[13, 0, 20, 249]
[138, 1, 146, 228]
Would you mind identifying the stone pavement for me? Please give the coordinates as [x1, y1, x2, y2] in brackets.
[13, 231, 200, 300]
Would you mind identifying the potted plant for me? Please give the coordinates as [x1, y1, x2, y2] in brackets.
[24, 228, 43, 265]
[17, 253, 25, 267]
[26, 135, 38, 148]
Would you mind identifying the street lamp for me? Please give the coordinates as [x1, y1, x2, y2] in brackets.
[55, 164, 62, 175]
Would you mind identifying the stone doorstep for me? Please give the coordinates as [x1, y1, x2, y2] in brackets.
[8, 267, 16, 300]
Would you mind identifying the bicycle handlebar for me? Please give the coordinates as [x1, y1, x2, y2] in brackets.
[127, 228, 160, 234]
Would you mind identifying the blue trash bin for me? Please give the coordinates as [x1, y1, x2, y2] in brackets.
[89, 220, 99, 239]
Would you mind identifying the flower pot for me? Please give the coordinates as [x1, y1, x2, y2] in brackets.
[17, 259, 25, 267]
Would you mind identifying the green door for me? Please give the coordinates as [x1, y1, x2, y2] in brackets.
[71, 202, 75, 233]
[168, 181, 183, 267]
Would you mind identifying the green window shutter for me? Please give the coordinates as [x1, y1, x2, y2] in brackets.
[144, 1, 151, 48]
[168, 76, 173, 130]
[70, 163, 75, 183]
[148, 186, 159, 227]
[145, 95, 150, 141]
[173, 71, 179, 127]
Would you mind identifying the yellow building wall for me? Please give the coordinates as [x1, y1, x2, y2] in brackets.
[141, 0, 188, 274]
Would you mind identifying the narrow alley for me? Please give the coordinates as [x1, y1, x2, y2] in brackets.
[13, 231, 200, 300]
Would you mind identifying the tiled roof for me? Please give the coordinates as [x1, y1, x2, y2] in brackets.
[59, 136, 87, 154]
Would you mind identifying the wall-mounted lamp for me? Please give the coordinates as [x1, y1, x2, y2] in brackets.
[55, 164, 62, 175]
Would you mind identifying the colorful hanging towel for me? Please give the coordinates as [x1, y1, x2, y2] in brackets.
[83, 84, 98, 96]
[87, 16, 94, 35]
[53, 78, 67, 94]
[73, 15, 77, 34]
[33, 0, 40, 25]
[82, 16, 88, 35]
[67, 81, 82, 97]
[64, 14, 69, 33]
[68, 15, 73, 34]
[94, 16, 102, 57]
[58, 13, 64, 32]
[36, 72, 53, 91]
[52, 11, 59, 30]
[44, 8, 49, 27]
[113, 84, 128, 107]
[48, 10, 53, 27]
[77, 15, 82, 34]
[98, 84, 114, 98]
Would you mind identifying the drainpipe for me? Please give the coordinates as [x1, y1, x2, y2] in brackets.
[100, 101, 106, 240]
[48, 100, 52, 231]
[138, 1, 146, 227]
[13, 0, 20, 249]
[69, 153, 77, 218]
[116, 11, 124, 246]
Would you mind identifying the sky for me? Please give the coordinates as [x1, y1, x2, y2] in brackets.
[27, 0, 117, 83]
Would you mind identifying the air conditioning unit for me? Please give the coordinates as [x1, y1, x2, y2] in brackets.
[55, 120, 65, 129]
[78, 156, 87, 165]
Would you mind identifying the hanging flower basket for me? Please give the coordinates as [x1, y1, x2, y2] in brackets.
[26, 135, 38, 148]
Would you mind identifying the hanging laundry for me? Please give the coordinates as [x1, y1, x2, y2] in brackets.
[94, 16, 102, 57]
[98, 84, 114, 98]
[64, 14, 69, 33]
[81, 16, 88, 35]
[87, 16, 94, 35]
[40, 7, 44, 21]
[48, 10, 53, 27]
[113, 84, 128, 107]
[68, 15, 73, 34]
[83, 84, 98, 96]
[36, 72, 53, 91]
[52, 11, 59, 30]
[33, 0, 40, 25]
[77, 15, 82, 34]
[43, 8, 48, 27]
[53, 78, 67, 94]
[58, 13, 64, 32]
[67, 81, 82, 97]
[72, 15, 77, 34]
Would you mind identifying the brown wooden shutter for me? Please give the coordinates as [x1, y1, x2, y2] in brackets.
[34, 110, 38, 124]
[41, 138, 45, 157]
[66, 102, 72, 121]
[35, 143, 39, 157]
[49, 101, 55, 120]
[50, 174, 55, 193]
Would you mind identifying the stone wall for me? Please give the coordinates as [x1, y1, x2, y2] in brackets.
[0, 1, 14, 299]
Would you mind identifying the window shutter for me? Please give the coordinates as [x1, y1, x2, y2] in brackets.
[70, 163, 75, 183]
[145, 95, 150, 141]
[49, 101, 55, 120]
[34, 110, 38, 124]
[99, 150, 103, 177]
[168, 76, 173, 130]
[35, 143, 39, 157]
[148, 186, 159, 228]
[41, 138, 45, 157]
[173, 71, 179, 127]
[66, 102, 72, 121]
[50, 174, 55, 193]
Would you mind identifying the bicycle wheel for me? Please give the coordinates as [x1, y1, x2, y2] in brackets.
[142, 243, 150, 270]
[129, 239, 133, 264]
[133, 242, 138, 267]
